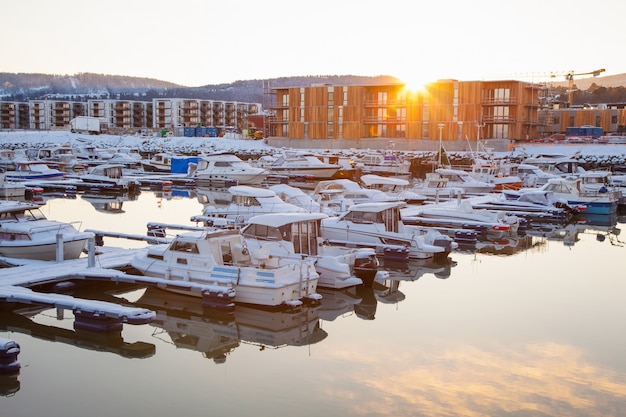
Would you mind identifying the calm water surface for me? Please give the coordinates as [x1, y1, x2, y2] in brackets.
[2, 189, 626, 417]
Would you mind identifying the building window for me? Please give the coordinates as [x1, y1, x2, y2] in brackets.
[396, 124, 406, 138]
[493, 124, 509, 139]
[328, 122, 334, 138]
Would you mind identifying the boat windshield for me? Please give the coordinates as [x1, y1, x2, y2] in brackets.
[0, 208, 47, 222]
[241, 223, 284, 241]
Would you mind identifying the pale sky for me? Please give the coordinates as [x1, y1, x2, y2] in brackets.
[2, 0, 624, 87]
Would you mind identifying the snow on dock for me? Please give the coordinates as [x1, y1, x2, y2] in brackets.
[0, 242, 235, 329]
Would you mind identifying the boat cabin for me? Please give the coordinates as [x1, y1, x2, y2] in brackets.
[338, 202, 405, 233]
[242, 213, 327, 257]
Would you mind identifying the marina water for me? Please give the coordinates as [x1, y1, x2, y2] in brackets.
[2, 190, 626, 417]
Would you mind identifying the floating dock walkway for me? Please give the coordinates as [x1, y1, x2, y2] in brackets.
[0, 239, 236, 331]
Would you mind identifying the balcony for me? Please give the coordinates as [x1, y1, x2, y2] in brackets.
[481, 97, 518, 105]
[481, 115, 517, 123]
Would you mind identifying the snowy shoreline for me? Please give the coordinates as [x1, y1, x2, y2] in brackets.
[2, 131, 626, 167]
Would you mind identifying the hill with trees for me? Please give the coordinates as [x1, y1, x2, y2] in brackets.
[1, 71, 625, 106]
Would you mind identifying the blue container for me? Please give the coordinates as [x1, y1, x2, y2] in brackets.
[184, 127, 196, 137]
[206, 127, 218, 137]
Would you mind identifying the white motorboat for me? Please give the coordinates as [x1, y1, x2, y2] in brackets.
[0, 172, 25, 198]
[34, 146, 87, 172]
[360, 174, 427, 204]
[355, 150, 412, 178]
[468, 161, 523, 191]
[320, 201, 458, 260]
[257, 151, 340, 179]
[520, 153, 584, 177]
[432, 168, 496, 194]
[141, 152, 177, 173]
[190, 152, 269, 185]
[242, 212, 381, 288]
[129, 228, 321, 308]
[191, 185, 307, 227]
[73, 144, 109, 165]
[401, 199, 521, 239]
[525, 177, 620, 215]
[473, 190, 580, 223]
[313, 178, 404, 206]
[0, 200, 92, 261]
[516, 163, 559, 187]
[410, 173, 466, 201]
[268, 184, 324, 214]
[79, 163, 142, 194]
[5, 161, 66, 181]
[0, 150, 18, 171]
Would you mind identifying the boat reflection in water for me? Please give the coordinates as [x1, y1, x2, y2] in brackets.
[317, 258, 456, 321]
[382, 257, 457, 281]
[0, 304, 156, 361]
[526, 213, 623, 247]
[133, 287, 327, 364]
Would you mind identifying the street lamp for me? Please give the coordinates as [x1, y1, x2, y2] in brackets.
[437, 123, 445, 166]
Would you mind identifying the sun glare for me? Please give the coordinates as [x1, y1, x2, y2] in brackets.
[400, 75, 432, 95]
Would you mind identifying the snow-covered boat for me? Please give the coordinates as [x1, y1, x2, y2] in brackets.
[141, 152, 177, 173]
[34, 146, 88, 172]
[190, 152, 269, 186]
[313, 178, 405, 206]
[432, 168, 496, 194]
[256, 151, 340, 180]
[472, 190, 581, 223]
[320, 201, 458, 260]
[242, 212, 382, 288]
[191, 185, 306, 227]
[268, 184, 324, 214]
[129, 228, 321, 308]
[79, 163, 141, 194]
[355, 150, 412, 178]
[401, 199, 521, 239]
[0, 200, 92, 261]
[525, 177, 620, 215]
[5, 161, 66, 181]
[359, 174, 427, 204]
[515, 163, 559, 187]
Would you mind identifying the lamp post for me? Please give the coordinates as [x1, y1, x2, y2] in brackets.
[437, 123, 445, 166]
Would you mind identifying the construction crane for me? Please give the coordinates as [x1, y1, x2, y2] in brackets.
[552, 68, 606, 105]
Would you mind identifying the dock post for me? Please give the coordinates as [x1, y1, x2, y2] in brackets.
[87, 236, 96, 268]
[56, 233, 64, 262]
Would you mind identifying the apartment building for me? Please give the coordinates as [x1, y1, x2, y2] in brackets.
[268, 80, 546, 145]
[153, 98, 260, 132]
[0, 98, 260, 135]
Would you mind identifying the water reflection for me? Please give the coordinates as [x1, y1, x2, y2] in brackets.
[0, 306, 155, 360]
[2, 191, 626, 416]
[131, 287, 327, 364]
[526, 213, 623, 247]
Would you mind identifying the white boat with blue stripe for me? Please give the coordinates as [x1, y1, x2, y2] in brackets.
[130, 228, 321, 308]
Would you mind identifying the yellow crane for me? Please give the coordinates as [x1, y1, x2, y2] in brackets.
[552, 68, 606, 105]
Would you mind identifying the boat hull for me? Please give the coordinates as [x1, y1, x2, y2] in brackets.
[195, 172, 267, 186]
[0, 237, 89, 261]
[569, 200, 617, 215]
[270, 167, 339, 180]
[130, 255, 319, 307]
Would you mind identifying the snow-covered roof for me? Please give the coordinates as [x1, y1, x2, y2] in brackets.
[247, 212, 328, 227]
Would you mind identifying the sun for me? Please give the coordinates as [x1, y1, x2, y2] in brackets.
[398, 74, 433, 95]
